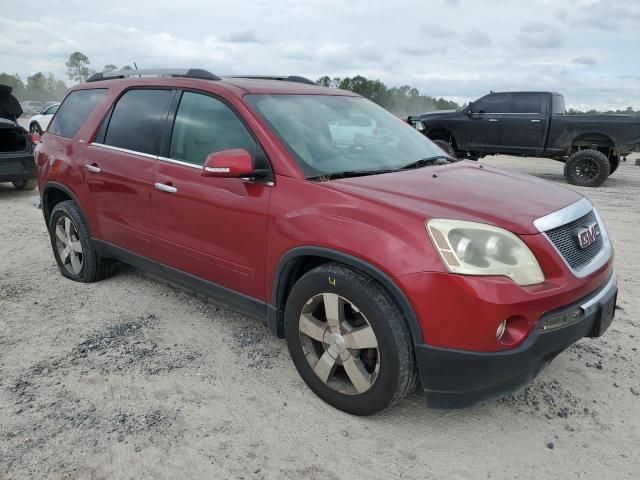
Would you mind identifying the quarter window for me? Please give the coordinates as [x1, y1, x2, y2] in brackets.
[48, 89, 107, 138]
[169, 92, 256, 166]
[103, 89, 173, 155]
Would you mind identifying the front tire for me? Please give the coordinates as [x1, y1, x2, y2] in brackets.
[433, 139, 456, 157]
[48, 200, 116, 282]
[12, 179, 37, 190]
[30, 123, 42, 135]
[564, 149, 610, 187]
[284, 263, 417, 415]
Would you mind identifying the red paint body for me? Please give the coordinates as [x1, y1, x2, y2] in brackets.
[36, 77, 614, 353]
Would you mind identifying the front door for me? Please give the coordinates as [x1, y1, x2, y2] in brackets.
[466, 93, 509, 150]
[151, 91, 272, 300]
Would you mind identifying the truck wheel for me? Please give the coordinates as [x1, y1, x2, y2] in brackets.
[433, 139, 456, 157]
[609, 155, 619, 176]
[284, 263, 418, 415]
[564, 149, 610, 187]
[12, 179, 37, 190]
[48, 200, 117, 282]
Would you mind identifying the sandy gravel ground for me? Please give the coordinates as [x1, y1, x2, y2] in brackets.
[0, 154, 639, 479]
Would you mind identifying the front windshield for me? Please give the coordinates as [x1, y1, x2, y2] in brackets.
[245, 94, 446, 178]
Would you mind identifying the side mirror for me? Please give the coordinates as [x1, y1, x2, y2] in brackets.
[466, 102, 474, 117]
[202, 148, 255, 178]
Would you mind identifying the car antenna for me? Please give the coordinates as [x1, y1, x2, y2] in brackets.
[134, 62, 141, 78]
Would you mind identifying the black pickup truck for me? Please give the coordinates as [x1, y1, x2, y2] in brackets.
[408, 91, 640, 187]
[0, 84, 36, 191]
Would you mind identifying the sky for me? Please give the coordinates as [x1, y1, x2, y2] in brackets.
[1, 0, 639, 110]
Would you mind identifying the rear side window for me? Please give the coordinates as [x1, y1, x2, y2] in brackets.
[103, 89, 173, 155]
[552, 94, 566, 115]
[48, 89, 107, 138]
[169, 91, 256, 166]
[509, 94, 545, 114]
[471, 94, 509, 114]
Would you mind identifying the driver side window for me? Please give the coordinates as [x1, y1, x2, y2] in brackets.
[472, 94, 509, 114]
[169, 92, 256, 166]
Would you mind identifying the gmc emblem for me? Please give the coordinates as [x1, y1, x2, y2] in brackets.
[575, 223, 601, 249]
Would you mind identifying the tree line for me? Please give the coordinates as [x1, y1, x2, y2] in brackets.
[0, 51, 134, 103]
[317, 76, 460, 116]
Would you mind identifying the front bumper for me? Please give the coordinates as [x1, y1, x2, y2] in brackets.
[0, 149, 36, 183]
[415, 271, 617, 408]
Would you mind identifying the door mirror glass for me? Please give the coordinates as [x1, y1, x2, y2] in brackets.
[202, 148, 255, 178]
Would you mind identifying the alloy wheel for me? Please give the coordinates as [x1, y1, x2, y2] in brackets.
[54, 215, 84, 275]
[574, 158, 599, 180]
[298, 293, 380, 395]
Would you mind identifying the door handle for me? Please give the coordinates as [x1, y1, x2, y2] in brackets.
[488, 118, 499, 122]
[154, 182, 177, 194]
[530, 119, 541, 123]
[85, 164, 101, 173]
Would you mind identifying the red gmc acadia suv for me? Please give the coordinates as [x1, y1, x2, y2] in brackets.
[35, 69, 617, 415]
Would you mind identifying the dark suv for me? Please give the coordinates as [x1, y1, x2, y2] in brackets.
[36, 69, 616, 415]
[1, 85, 37, 190]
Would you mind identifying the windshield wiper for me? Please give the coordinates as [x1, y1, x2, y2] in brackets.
[307, 169, 397, 181]
[400, 155, 453, 170]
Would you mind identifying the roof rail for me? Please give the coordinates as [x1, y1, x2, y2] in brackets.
[227, 75, 317, 85]
[86, 68, 220, 83]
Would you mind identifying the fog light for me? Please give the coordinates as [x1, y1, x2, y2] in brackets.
[496, 320, 507, 340]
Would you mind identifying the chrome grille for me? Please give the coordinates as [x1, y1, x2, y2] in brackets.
[545, 210, 603, 270]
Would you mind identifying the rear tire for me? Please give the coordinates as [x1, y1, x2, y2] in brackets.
[12, 179, 37, 190]
[564, 149, 610, 187]
[30, 123, 42, 135]
[284, 263, 418, 415]
[48, 200, 117, 282]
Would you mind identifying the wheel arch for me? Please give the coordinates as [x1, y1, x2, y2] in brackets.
[42, 182, 89, 232]
[570, 132, 616, 152]
[269, 246, 424, 345]
[425, 126, 458, 147]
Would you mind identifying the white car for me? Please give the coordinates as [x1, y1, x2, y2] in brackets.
[28, 103, 59, 134]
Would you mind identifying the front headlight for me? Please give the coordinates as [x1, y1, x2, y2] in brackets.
[426, 219, 545, 286]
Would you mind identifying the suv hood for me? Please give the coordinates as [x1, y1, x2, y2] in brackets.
[326, 161, 583, 235]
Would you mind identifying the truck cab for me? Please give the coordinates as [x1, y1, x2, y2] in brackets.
[412, 91, 640, 187]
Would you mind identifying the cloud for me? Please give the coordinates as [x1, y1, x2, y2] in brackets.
[0, 1, 637, 111]
[575, 1, 640, 30]
[572, 56, 598, 66]
[517, 21, 565, 49]
[464, 29, 492, 47]
[419, 24, 457, 38]
[222, 29, 260, 44]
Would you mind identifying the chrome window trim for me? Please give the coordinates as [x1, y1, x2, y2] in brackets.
[90, 142, 157, 160]
[534, 199, 612, 278]
[473, 112, 544, 116]
[158, 156, 202, 170]
[533, 198, 592, 232]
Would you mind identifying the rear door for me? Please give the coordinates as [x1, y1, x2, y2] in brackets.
[466, 93, 509, 150]
[499, 93, 548, 154]
[86, 88, 174, 254]
[151, 90, 272, 300]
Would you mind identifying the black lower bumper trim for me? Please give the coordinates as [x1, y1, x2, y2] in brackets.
[416, 272, 617, 409]
[0, 150, 36, 183]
